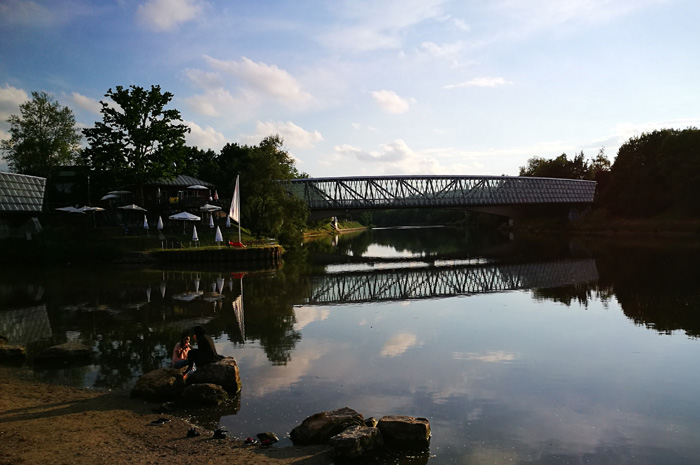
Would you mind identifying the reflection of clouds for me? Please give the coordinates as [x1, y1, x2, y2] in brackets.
[381, 332, 418, 357]
[240, 344, 329, 397]
[452, 350, 517, 363]
[293, 306, 330, 330]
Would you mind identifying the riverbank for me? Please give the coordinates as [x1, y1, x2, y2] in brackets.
[0, 366, 332, 465]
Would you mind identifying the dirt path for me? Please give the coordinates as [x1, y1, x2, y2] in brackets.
[0, 367, 332, 465]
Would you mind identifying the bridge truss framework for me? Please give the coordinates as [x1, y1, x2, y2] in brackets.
[286, 175, 596, 214]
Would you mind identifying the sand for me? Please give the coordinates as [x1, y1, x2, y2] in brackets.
[0, 366, 333, 465]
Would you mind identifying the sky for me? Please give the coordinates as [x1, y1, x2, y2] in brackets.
[1, 0, 700, 178]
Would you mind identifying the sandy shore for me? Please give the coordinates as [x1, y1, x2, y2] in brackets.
[0, 366, 333, 465]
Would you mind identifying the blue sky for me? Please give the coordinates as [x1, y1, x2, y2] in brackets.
[1, 0, 699, 177]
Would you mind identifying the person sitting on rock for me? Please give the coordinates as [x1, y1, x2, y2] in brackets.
[185, 325, 223, 374]
[171, 331, 191, 369]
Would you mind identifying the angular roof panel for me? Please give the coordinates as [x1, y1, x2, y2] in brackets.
[0, 171, 46, 213]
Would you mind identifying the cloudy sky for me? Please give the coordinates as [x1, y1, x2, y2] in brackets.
[1, 0, 699, 177]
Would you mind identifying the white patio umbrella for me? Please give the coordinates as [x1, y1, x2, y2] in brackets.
[118, 204, 147, 211]
[199, 204, 221, 212]
[100, 194, 119, 201]
[143, 215, 149, 230]
[188, 184, 208, 190]
[169, 211, 201, 233]
[214, 226, 223, 245]
[55, 206, 84, 213]
[209, 214, 214, 228]
[78, 206, 105, 212]
[157, 216, 163, 230]
[192, 225, 199, 241]
[108, 190, 132, 195]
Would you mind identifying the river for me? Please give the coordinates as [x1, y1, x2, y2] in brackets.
[2, 226, 700, 464]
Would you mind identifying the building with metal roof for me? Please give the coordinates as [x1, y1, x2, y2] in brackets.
[0, 171, 46, 239]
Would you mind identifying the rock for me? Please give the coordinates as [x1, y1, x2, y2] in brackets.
[257, 432, 279, 444]
[180, 383, 228, 405]
[33, 342, 91, 366]
[329, 425, 384, 460]
[131, 368, 186, 402]
[0, 344, 27, 364]
[186, 357, 241, 394]
[290, 407, 365, 445]
[377, 415, 431, 449]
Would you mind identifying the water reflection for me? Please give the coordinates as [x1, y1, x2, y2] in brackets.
[2, 231, 700, 464]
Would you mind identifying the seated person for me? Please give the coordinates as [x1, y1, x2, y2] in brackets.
[172, 332, 192, 369]
[185, 325, 224, 373]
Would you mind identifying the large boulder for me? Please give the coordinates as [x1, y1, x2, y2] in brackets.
[180, 383, 228, 405]
[186, 357, 241, 394]
[290, 407, 365, 445]
[131, 368, 186, 402]
[33, 342, 91, 366]
[329, 425, 384, 460]
[377, 415, 431, 449]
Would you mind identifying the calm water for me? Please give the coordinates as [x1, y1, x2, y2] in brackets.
[2, 227, 700, 464]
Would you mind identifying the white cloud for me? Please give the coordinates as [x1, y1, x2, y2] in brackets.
[321, 0, 448, 53]
[420, 40, 465, 65]
[444, 77, 512, 89]
[334, 139, 446, 175]
[69, 92, 101, 114]
[370, 90, 414, 114]
[203, 56, 314, 106]
[244, 121, 323, 149]
[380, 332, 419, 357]
[136, 0, 205, 31]
[0, 0, 54, 26]
[0, 84, 29, 121]
[184, 120, 227, 151]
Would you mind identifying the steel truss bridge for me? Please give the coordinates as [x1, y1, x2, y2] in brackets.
[302, 259, 598, 305]
[286, 175, 596, 218]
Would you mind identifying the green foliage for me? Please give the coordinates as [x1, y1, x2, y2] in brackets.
[81, 85, 190, 202]
[1, 91, 81, 178]
[192, 134, 308, 246]
[519, 150, 609, 180]
[603, 129, 690, 216]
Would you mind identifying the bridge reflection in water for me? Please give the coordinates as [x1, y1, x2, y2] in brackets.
[304, 259, 598, 305]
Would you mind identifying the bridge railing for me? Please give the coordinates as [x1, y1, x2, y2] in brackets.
[285, 175, 596, 210]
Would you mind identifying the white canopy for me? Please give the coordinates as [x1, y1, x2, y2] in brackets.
[118, 204, 147, 211]
[169, 211, 201, 221]
[199, 204, 222, 212]
[188, 184, 208, 189]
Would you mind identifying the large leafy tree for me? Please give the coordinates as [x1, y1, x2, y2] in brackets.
[218, 135, 308, 244]
[1, 91, 81, 178]
[81, 85, 190, 203]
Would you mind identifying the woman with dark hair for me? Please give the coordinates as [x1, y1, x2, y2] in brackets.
[185, 325, 223, 373]
[171, 331, 191, 369]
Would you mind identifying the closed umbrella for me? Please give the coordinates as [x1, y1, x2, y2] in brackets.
[157, 216, 163, 230]
[213, 190, 219, 200]
[209, 214, 214, 228]
[215, 226, 223, 245]
[192, 225, 199, 242]
[226, 215, 231, 228]
[143, 215, 149, 230]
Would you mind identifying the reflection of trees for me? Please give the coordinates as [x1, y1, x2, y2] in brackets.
[596, 245, 700, 338]
[242, 265, 310, 365]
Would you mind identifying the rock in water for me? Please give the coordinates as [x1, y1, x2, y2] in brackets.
[290, 407, 365, 445]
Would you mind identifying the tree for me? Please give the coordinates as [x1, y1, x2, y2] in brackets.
[217, 135, 308, 244]
[1, 91, 81, 178]
[81, 85, 190, 203]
